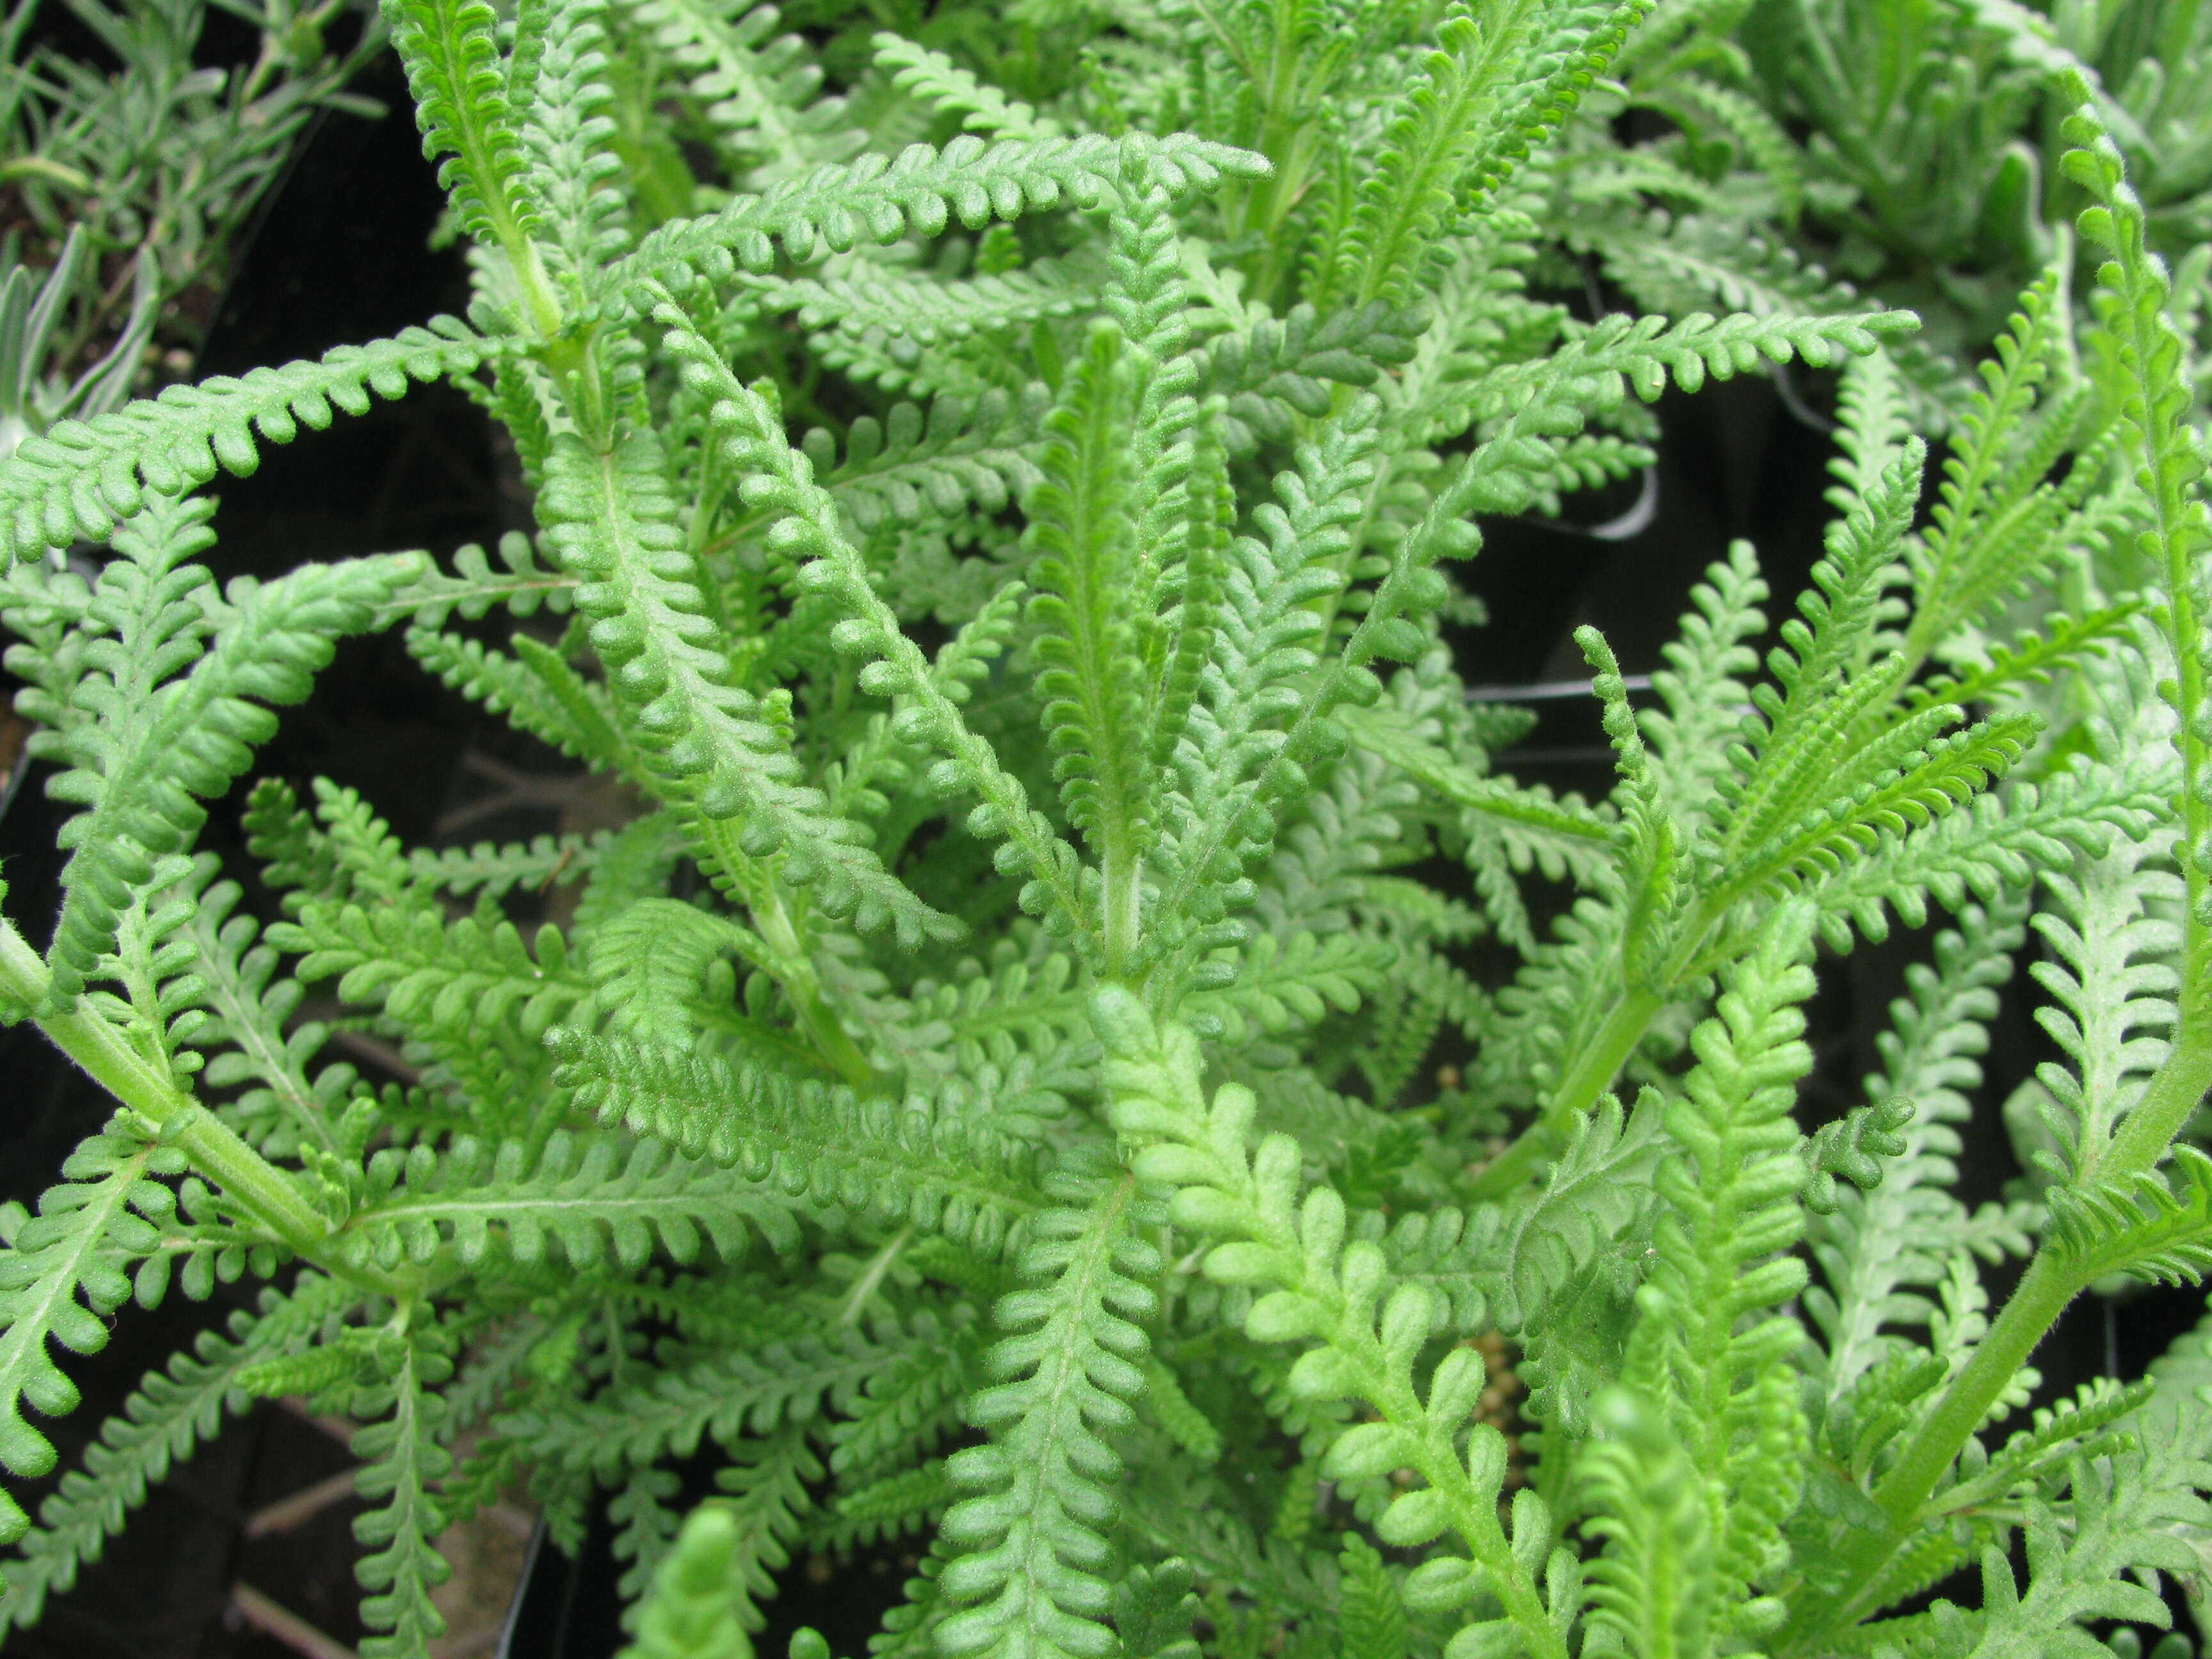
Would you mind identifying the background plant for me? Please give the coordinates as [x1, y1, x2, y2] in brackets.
[0, 6, 2203, 1659]
[1729, 0, 2212, 365]
[0, 0, 387, 458]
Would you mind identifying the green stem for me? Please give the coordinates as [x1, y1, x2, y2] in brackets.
[836, 1224, 911, 1328]
[2100, 1024, 2212, 1178]
[1103, 845, 1144, 978]
[0, 920, 332, 1253]
[0, 156, 89, 194]
[716, 833, 878, 1091]
[1786, 1249, 2083, 1641]
[0, 0, 42, 67]
[1786, 968, 2212, 1642]
[0, 917, 431, 1300]
[1466, 984, 1664, 1200]
[1469, 885, 1750, 1201]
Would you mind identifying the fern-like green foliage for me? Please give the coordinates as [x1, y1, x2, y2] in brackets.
[1804, 895, 2034, 1416]
[384, 0, 541, 260]
[0, 1118, 198, 1540]
[1592, 902, 1820, 1645]
[0, 4, 2205, 1658]
[0, 324, 489, 561]
[36, 497, 426, 1000]
[936, 1166, 1159, 1659]
[0, 1272, 353, 1631]
[622, 1503, 754, 1659]
[351, 1330, 456, 1657]
[1578, 1387, 1721, 1659]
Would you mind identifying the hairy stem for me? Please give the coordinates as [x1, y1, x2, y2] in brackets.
[699, 819, 879, 1090]
[1466, 985, 1664, 1199]
[1103, 846, 1144, 977]
[1784, 1248, 2081, 1642]
[1795, 1020, 2212, 1640]
[0, 916, 422, 1297]
[2103, 1029, 2212, 1178]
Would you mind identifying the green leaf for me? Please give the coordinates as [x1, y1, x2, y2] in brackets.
[0, 326, 490, 564]
[2047, 1146, 2212, 1285]
[337, 1130, 801, 1274]
[620, 132, 1266, 302]
[44, 506, 426, 998]
[1578, 1388, 1719, 1659]
[538, 425, 953, 945]
[382, 0, 542, 260]
[351, 1331, 454, 1658]
[1019, 323, 1156, 872]
[935, 1170, 1158, 1659]
[621, 1502, 753, 1659]
[0, 1274, 357, 1632]
[0, 1125, 184, 1539]
[548, 1029, 1047, 1253]
[1338, 1532, 1411, 1659]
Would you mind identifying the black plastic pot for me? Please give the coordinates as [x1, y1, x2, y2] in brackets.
[497, 1510, 623, 1659]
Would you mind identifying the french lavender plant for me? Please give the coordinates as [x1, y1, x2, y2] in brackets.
[0, 3, 2202, 1658]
